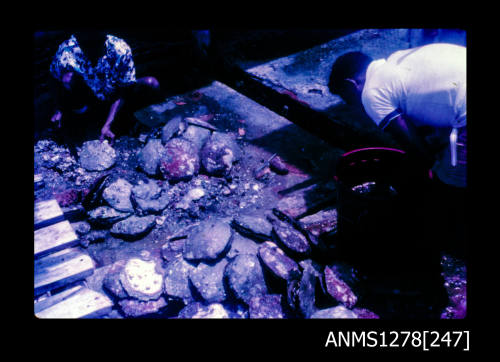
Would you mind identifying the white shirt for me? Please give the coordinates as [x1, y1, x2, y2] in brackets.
[361, 43, 466, 130]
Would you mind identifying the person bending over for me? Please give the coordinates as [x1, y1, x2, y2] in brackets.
[49, 31, 161, 144]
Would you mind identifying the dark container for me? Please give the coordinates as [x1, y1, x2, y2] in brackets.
[333, 147, 432, 271]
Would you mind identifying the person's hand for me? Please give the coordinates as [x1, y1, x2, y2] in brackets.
[51, 110, 62, 128]
[100, 124, 115, 145]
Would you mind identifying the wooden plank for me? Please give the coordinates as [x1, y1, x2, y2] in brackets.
[34, 174, 45, 190]
[34, 248, 94, 297]
[34, 199, 65, 230]
[34, 220, 79, 259]
[34, 284, 85, 314]
[35, 287, 113, 319]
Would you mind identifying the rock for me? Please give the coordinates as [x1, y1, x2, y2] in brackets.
[299, 208, 338, 237]
[181, 125, 211, 150]
[224, 254, 268, 305]
[175, 187, 205, 210]
[163, 257, 196, 302]
[81, 173, 112, 210]
[310, 305, 358, 319]
[271, 209, 324, 252]
[248, 294, 284, 319]
[102, 260, 129, 300]
[54, 189, 80, 207]
[352, 308, 379, 319]
[119, 258, 164, 301]
[276, 182, 336, 219]
[160, 138, 200, 182]
[87, 206, 132, 228]
[271, 218, 311, 257]
[110, 215, 156, 240]
[79, 140, 116, 171]
[226, 234, 260, 259]
[136, 139, 166, 177]
[185, 116, 217, 131]
[161, 239, 186, 262]
[200, 132, 240, 177]
[102, 178, 134, 213]
[72, 221, 91, 236]
[323, 265, 358, 308]
[79, 230, 108, 248]
[295, 260, 319, 318]
[161, 115, 185, 144]
[258, 241, 301, 281]
[269, 155, 289, 175]
[138, 139, 165, 173]
[118, 297, 167, 317]
[231, 214, 273, 242]
[183, 219, 232, 262]
[131, 179, 170, 214]
[189, 259, 228, 303]
[177, 302, 230, 319]
[187, 187, 205, 200]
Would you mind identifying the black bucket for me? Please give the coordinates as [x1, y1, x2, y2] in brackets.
[334, 147, 432, 270]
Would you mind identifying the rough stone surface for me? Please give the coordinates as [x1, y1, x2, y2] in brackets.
[102, 178, 134, 213]
[118, 297, 167, 317]
[79, 230, 108, 248]
[102, 260, 128, 299]
[324, 265, 358, 308]
[310, 305, 358, 319]
[299, 208, 338, 237]
[183, 219, 232, 262]
[161, 238, 186, 263]
[177, 302, 230, 319]
[189, 259, 228, 303]
[353, 308, 380, 319]
[226, 233, 260, 259]
[79, 140, 117, 171]
[181, 125, 211, 151]
[164, 257, 196, 302]
[54, 189, 80, 207]
[271, 218, 311, 257]
[72, 221, 91, 236]
[200, 132, 240, 176]
[119, 258, 164, 301]
[160, 138, 200, 181]
[110, 215, 156, 239]
[224, 253, 268, 305]
[296, 260, 319, 318]
[248, 294, 284, 319]
[175, 187, 206, 210]
[131, 179, 170, 214]
[87, 206, 132, 228]
[258, 241, 301, 281]
[161, 115, 185, 144]
[231, 214, 273, 241]
[137, 139, 165, 177]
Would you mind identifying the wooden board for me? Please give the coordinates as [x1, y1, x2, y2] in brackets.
[34, 248, 94, 297]
[34, 284, 85, 314]
[34, 199, 65, 230]
[34, 220, 79, 259]
[35, 287, 113, 319]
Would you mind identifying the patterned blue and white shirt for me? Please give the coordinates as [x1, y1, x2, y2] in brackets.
[50, 34, 136, 101]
